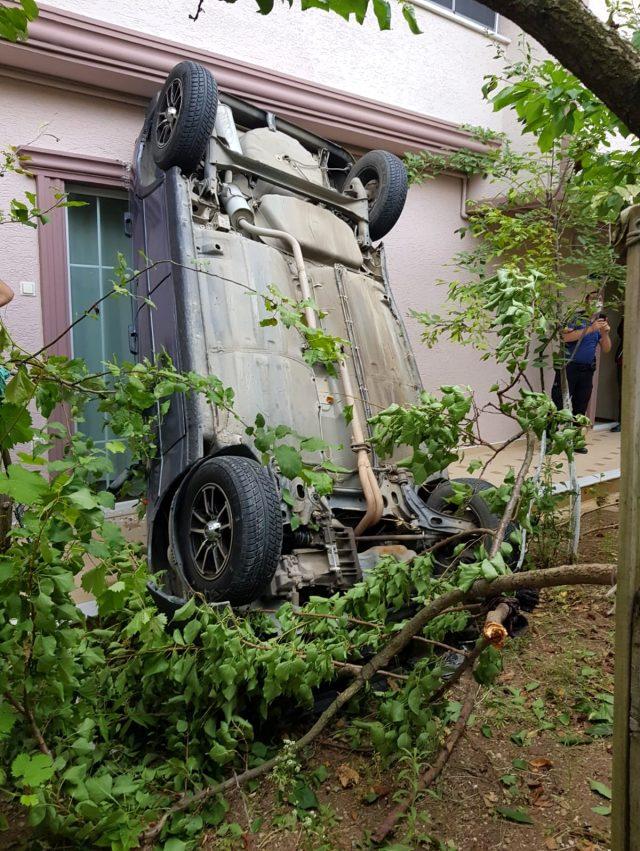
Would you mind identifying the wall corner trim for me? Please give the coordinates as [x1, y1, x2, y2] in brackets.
[19, 147, 130, 187]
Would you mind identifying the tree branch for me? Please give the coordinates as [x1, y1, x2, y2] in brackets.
[489, 431, 535, 558]
[372, 672, 479, 843]
[138, 561, 615, 846]
[3, 690, 52, 759]
[478, 0, 640, 138]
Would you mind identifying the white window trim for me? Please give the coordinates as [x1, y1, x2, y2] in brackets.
[410, 0, 511, 44]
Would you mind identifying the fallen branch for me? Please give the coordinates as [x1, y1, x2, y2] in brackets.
[3, 690, 52, 759]
[139, 561, 614, 846]
[372, 672, 479, 843]
[489, 432, 535, 559]
[580, 523, 619, 538]
[372, 600, 512, 842]
[332, 661, 408, 682]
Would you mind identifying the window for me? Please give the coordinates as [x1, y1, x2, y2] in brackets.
[66, 188, 132, 477]
[428, 0, 498, 29]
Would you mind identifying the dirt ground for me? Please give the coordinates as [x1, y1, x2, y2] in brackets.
[0, 507, 618, 850]
[205, 507, 618, 851]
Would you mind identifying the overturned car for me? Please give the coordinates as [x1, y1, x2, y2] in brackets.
[130, 61, 507, 607]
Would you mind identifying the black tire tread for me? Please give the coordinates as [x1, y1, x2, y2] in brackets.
[427, 477, 519, 565]
[152, 61, 218, 174]
[177, 456, 282, 605]
[345, 149, 408, 241]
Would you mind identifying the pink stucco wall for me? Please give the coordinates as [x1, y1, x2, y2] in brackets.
[0, 3, 533, 443]
[0, 76, 143, 352]
[386, 174, 519, 442]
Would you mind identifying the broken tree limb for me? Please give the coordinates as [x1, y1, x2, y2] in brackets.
[139, 561, 615, 846]
[373, 673, 479, 844]
[373, 600, 511, 843]
[489, 432, 535, 560]
[3, 690, 52, 759]
[427, 601, 511, 707]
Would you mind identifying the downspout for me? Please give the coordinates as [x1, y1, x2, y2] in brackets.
[460, 175, 470, 221]
[222, 185, 383, 534]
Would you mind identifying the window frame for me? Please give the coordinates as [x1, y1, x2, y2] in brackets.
[421, 0, 500, 33]
[19, 148, 129, 361]
[64, 184, 131, 362]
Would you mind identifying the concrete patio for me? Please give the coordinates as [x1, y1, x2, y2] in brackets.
[450, 424, 621, 495]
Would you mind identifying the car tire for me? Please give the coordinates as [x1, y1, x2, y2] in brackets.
[344, 150, 408, 241]
[426, 477, 518, 572]
[175, 456, 282, 605]
[151, 61, 218, 174]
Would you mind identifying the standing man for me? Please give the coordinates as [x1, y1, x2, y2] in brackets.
[551, 296, 612, 454]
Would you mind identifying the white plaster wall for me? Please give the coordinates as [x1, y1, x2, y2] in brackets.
[51, 0, 518, 133]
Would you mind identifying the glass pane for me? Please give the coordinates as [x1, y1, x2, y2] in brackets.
[430, 0, 453, 7]
[68, 191, 132, 484]
[100, 197, 130, 269]
[70, 266, 102, 372]
[455, 0, 496, 28]
[67, 194, 98, 266]
[101, 269, 132, 364]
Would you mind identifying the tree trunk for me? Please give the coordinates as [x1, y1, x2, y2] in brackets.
[611, 205, 640, 851]
[478, 0, 640, 138]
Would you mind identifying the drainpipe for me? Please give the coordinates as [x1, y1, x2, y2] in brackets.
[221, 184, 383, 534]
[460, 175, 470, 221]
[440, 170, 470, 221]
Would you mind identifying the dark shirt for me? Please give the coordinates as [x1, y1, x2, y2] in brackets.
[565, 320, 600, 366]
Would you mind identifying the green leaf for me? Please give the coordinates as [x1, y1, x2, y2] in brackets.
[274, 444, 303, 480]
[20, 0, 40, 21]
[0, 703, 18, 737]
[105, 440, 126, 454]
[372, 0, 391, 29]
[4, 368, 35, 406]
[589, 779, 612, 800]
[69, 488, 100, 510]
[402, 2, 421, 34]
[299, 436, 328, 452]
[312, 764, 329, 784]
[290, 782, 318, 810]
[343, 404, 353, 425]
[183, 618, 202, 644]
[592, 804, 612, 816]
[495, 805, 533, 825]
[163, 840, 188, 851]
[173, 596, 197, 621]
[11, 753, 54, 787]
[0, 466, 49, 504]
[0, 403, 33, 448]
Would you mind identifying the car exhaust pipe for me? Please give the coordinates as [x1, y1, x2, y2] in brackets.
[232, 209, 384, 535]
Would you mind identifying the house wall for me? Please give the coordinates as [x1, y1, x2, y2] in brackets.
[0, 2, 530, 443]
